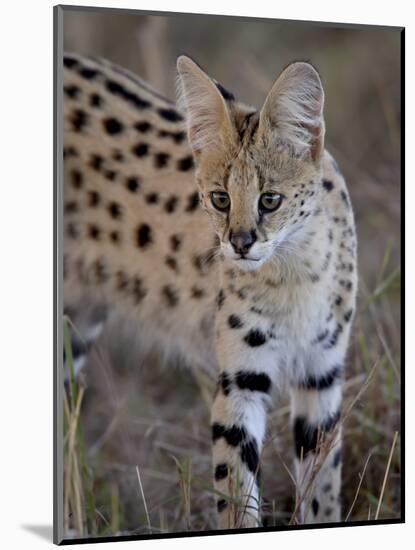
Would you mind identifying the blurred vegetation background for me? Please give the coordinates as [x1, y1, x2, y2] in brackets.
[63, 8, 402, 539]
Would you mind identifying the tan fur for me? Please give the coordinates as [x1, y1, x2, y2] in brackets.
[64, 54, 219, 371]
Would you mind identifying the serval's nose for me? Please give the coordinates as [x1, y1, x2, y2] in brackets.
[229, 229, 257, 256]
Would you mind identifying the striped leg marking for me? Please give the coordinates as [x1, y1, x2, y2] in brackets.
[291, 367, 343, 524]
[211, 369, 271, 529]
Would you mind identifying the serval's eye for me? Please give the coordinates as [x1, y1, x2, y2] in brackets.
[259, 193, 283, 213]
[211, 191, 230, 211]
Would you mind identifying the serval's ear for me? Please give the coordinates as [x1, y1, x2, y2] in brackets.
[258, 62, 325, 162]
[176, 56, 237, 157]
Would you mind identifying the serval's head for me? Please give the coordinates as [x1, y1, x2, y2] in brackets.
[177, 56, 326, 272]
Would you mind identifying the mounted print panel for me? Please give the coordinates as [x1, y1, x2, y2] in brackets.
[54, 5, 403, 544]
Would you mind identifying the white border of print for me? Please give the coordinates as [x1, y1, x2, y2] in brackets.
[0, 1, 410, 549]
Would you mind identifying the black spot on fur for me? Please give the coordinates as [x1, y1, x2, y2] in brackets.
[228, 314, 243, 329]
[335, 295, 343, 306]
[146, 192, 159, 204]
[64, 85, 80, 99]
[314, 329, 329, 343]
[133, 277, 147, 303]
[344, 309, 353, 323]
[191, 286, 205, 299]
[116, 271, 129, 291]
[216, 289, 226, 309]
[244, 329, 267, 347]
[217, 499, 228, 513]
[136, 224, 152, 248]
[90, 93, 102, 108]
[90, 154, 103, 172]
[157, 108, 183, 122]
[70, 109, 88, 132]
[322, 180, 334, 192]
[312, 498, 320, 516]
[240, 438, 259, 474]
[185, 192, 200, 212]
[126, 177, 140, 193]
[158, 129, 186, 143]
[212, 423, 246, 446]
[177, 156, 194, 171]
[154, 152, 170, 168]
[79, 67, 99, 80]
[170, 234, 182, 252]
[165, 196, 179, 213]
[165, 256, 178, 272]
[214, 463, 229, 481]
[88, 224, 100, 240]
[63, 56, 78, 69]
[339, 279, 353, 292]
[103, 117, 124, 135]
[324, 323, 343, 349]
[112, 149, 124, 162]
[87, 154, 103, 175]
[135, 121, 152, 133]
[63, 146, 78, 159]
[110, 231, 120, 244]
[108, 202, 122, 219]
[106, 79, 151, 110]
[105, 170, 117, 182]
[70, 169, 83, 190]
[298, 365, 342, 390]
[235, 371, 271, 393]
[237, 288, 248, 300]
[64, 201, 78, 214]
[94, 259, 108, 283]
[133, 143, 149, 157]
[219, 372, 231, 396]
[162, 285, 179, 307]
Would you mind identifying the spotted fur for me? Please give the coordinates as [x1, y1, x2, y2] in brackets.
[63, 53, 357, 529]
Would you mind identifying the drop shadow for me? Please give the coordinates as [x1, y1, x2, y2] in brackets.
[21, 524, 53, 542]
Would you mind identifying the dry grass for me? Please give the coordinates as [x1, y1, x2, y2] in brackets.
[62, 10, 402, 540]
